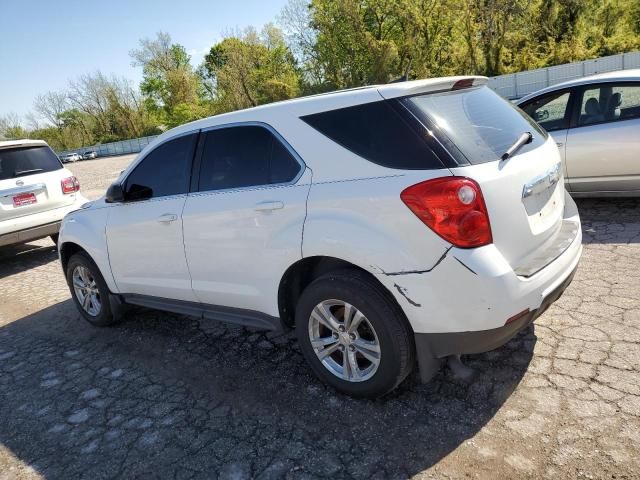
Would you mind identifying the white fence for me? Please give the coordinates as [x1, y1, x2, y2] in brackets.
[58, 135, 158, 158]
[488, 51, 640, 100]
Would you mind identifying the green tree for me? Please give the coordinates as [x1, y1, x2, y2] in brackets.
[130, 32, 205, 127]
[201, 25, 300, 111]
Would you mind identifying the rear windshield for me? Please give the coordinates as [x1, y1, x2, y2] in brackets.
[0, 146, 62, 180]
[406, 86, 547, 164]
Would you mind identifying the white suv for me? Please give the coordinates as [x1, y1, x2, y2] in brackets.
[59, 77, 582, 397]
[0, 140, 86, 248]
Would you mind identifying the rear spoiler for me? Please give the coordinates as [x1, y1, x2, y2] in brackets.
[377, 76, 488, 100]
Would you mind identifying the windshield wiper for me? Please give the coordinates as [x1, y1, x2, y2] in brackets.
[501, 132, 533, 160]
[13, 168, 45, 177]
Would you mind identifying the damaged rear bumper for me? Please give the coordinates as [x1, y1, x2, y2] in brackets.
[414, 264, 577, 382]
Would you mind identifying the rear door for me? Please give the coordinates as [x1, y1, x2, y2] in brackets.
[401, 86, 568, 271]
[106, 132, 198, 301]
[565, 82, 640, 193]
[182, 124, 310, 315]
[0, 145, 75, 222]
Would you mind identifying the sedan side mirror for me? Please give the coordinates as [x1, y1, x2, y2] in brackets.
[105, 182, 125, 203]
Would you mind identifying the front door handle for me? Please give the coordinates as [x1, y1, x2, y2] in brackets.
[254, 201, 284, 212]
[157, 213, 178, 223]
[556, 142, 564, 148]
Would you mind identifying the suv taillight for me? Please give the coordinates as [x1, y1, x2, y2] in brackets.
[400, 177, 492, 248]
[61, 176, 80, 194]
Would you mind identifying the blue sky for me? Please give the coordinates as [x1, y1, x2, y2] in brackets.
[0, 0, 290, 119]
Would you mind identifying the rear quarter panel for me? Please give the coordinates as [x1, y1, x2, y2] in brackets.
[303, 171, 454, 284]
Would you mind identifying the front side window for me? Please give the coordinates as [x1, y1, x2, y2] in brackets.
[0, 146, 62, 180]
[579, 83, 640, 126]
[521, 90, 571, 132]
[124, 133, 197, 200]
[197, 125, 301, 192]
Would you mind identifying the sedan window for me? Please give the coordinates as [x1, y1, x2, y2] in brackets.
[520, 91, 571, 132]
[578, 83, 640, 126]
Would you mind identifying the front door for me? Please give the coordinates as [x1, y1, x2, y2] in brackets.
[565, 82, 640, 194]
[106, 132, 199, 301]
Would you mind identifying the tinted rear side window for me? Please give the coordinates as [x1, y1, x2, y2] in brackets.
[301, 100, 444, 170]
[407, 86, 548, 164]
[198, 125, 301, 192]
[0, 146, 62, 180]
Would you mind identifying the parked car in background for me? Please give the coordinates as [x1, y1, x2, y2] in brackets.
[83, 150, 98, 160]
[518, 69, 640, 197]
[0, 140, 86, 247]
[60, 152, 82, 163]
[59, 76, 581, 397]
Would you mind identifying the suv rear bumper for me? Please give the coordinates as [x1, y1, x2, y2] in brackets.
[0, 221, 61, 247]
[0, 195, 86, 247]
[413, 264, 576, 381]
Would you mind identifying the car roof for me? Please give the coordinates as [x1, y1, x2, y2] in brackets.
[0, 139, 49, 151]
[517, 69, 640, 104]
[159, 75, 488, 139]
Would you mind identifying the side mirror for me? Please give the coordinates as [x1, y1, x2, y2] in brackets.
[105, 182, 125, 203]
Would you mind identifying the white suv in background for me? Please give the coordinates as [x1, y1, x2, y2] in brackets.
[59, 77, 582, 398]
[0, 140, 86, 248]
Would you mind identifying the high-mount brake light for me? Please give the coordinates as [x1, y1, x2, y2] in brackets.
[400, 177, 492, 248]
[452, 78, 475, 90]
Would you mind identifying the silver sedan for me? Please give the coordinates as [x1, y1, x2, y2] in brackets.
[517, 69, 640, 197]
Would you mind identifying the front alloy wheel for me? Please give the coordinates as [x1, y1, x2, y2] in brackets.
[72, 265, 101, 316]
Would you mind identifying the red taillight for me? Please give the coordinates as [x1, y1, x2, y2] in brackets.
[61, 176, 80, 194]
[400, 177, 492, 248]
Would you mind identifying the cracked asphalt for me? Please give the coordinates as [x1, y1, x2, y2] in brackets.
[1, 155, 639, 479]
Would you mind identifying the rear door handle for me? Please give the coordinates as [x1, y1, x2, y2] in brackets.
[254, 201, 284, 212]
[157, 213, 178, 223]
[556, 142, 564, 148]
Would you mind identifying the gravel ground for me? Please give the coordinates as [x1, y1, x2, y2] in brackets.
[0, 155, 639, 479]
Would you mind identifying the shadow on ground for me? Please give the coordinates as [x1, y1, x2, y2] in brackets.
[0, 240, 58, 279]
[0, 300, 535, 479]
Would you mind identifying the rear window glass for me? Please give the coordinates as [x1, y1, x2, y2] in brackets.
[407, 86, 548, 164]
[0, 146, 62, 180]
[300, 100, 444, 170]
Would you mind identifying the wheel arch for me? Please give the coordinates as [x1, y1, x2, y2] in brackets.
[277, 255, 409, 330]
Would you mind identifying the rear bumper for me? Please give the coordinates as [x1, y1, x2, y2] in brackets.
[0, 221, 60, 247]
[0, 194, 87, 246]
[414, 264, 576, 381]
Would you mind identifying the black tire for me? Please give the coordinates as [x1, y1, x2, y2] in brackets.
[295, 269, 415, 398]
[50, 233, 59, 246]
[66, 252, 118, 326]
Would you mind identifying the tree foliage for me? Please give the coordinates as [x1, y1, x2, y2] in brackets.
[3, 1, 639, 151]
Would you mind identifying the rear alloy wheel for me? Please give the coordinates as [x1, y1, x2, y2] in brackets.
[66, 252, 118, 326]
[296, 270, 415, 398]
[308, 299, 381, 382]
